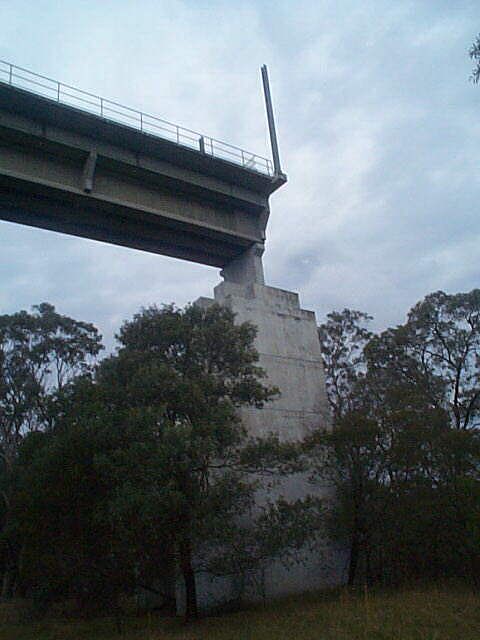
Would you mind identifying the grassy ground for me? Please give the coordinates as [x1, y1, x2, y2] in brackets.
[0, 583, 479, 640]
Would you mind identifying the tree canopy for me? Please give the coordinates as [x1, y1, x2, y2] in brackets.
[3, 303, 319, 621]
[313, 290, 480, 586]
[0, 304, 102, 600]
[1, 290, 479, 623]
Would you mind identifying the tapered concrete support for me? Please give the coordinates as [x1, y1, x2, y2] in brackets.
[189, 281, 345, 611]
[220, 243, 265, 285]
[213, 281, 330, 440]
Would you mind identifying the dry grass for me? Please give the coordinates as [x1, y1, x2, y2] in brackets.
[0, 582, 479, 640]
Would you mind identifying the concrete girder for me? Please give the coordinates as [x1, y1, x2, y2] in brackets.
[0, 83, 286, 273]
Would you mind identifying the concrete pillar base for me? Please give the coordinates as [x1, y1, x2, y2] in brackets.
[210, 281, 330, 439]
[185, 282, 345, 612]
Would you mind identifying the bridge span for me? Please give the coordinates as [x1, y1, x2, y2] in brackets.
[0, 61, 286, 281]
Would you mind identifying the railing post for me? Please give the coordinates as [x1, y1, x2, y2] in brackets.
[140, 112, 143, 132]
[57, 82, 60, 102]
[100, 98, 104, 117]
[241, 149, 245, 167]
[8, 64, 12, 85]
[199, 136, 205, 154]
[176, 126, 180, 144]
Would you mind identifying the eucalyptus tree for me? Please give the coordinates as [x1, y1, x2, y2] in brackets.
[0, 303, 102, 469]
[0, 303, 102, 599]
[366, 290, 480, 431]
[313, 309, 376, 584]
[84, 303, 314, 620]
[318, 309, 373, 423]
[356, 291, 480, 582]
[314, 293, 480, 586]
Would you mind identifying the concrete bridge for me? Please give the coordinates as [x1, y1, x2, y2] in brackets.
[0, 61, 340, 608]
[0, 61, 285, 282]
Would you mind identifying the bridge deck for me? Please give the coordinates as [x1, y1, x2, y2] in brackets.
[0, 81, 286, 268]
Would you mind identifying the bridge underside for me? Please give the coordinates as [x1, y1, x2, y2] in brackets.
[0, 174, 250, 268]
[0, 83, 285, 269]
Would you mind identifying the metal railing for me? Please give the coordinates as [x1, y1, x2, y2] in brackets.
[0, 60, 273, 176]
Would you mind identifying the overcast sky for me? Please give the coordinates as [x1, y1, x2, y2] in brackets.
[1, 1, 479, 349]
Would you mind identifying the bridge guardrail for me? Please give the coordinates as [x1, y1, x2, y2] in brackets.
[0, 60, 273, 177]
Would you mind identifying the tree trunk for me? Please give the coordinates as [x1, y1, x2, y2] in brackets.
[365, 540, 373, 586]
[348, 528, 360, 586]
[179, 535, 198, 622]
[1, 568, 15, 600]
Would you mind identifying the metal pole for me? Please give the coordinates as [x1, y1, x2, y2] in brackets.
[261, 64, 282, 176]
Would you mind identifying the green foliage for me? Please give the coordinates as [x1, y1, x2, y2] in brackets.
[6, 303, 318, 620]
[318, 309, 372, 421]
[0, 303, 102, 467]
[367, 289, 480, 430]
[4, 286, 480, 622]
[0, 305, 103, 601]
[315, 290, 480, 587]
[95, 304, 315, 619]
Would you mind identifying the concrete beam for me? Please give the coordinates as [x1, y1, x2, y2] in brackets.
[82, 150, 97, 193]
[0, 82, 286, 273]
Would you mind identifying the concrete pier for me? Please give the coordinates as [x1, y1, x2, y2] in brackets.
[189, 279, 344, 609]
[212, 280, 330, 441]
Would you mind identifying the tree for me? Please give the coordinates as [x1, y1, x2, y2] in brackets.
[5, 302, 320, 619]
[0, 303, 102, 469]
[0, 304, 102, 599]
[10, 409, 136, 615]
[99, 303, 321, 620]
[470, 33, 480, 84]
[314, 309, 375, 584]
[365, 290, 480, 583]
[367, 290, 480, 430]
[318, 309, 372, 423]
[313, 294, 480, 587]
[306, 411, 382, 586]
